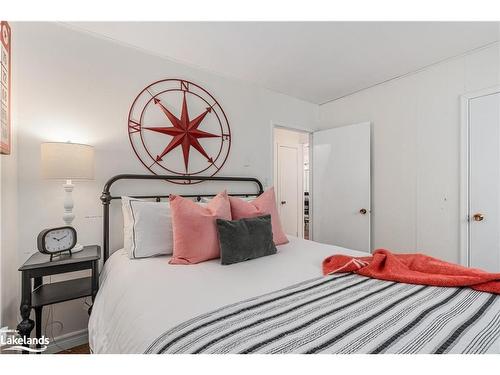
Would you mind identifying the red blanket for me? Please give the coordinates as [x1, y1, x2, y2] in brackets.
[322, 249, 500, 294]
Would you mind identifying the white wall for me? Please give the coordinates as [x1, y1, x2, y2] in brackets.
[274, 127, 310, 145]
[319, 43, 500, 263]
[11, 22, 318, 339]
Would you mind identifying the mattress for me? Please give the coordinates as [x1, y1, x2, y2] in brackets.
[88, 237, 500, 354]
[88, 236, 366, 353]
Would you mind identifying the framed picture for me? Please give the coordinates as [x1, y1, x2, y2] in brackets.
[1, 21, 11, 155]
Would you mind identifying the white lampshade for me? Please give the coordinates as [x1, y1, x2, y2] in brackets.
[41, 142, 95, 180]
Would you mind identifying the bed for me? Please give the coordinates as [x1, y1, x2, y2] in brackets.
[88, 174, 500, 354]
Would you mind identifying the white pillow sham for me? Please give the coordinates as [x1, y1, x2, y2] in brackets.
[199, 196, 255, 203]
[122, 197, 173, 259]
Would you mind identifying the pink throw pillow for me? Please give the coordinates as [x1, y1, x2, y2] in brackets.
[169, 191, 231, 264]
[229, 187, 289, 245]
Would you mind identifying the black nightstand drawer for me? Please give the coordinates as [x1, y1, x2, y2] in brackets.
[32, 277, 93, 308]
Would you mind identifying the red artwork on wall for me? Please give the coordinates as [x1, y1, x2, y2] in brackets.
[0, 21, 11, 155]
[128, 79, 231, 183]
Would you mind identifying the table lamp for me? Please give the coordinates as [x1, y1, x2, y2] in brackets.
[41, 142, 95, 252]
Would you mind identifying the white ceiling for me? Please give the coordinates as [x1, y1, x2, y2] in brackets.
[68, 22, 499, 104]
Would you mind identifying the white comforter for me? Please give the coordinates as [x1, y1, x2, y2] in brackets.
[88, 236, 366, 353]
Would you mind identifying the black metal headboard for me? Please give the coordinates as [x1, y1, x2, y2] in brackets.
[100, 174, 264, 262]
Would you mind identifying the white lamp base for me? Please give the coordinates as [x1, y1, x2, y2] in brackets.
[62, 179, 85, 254]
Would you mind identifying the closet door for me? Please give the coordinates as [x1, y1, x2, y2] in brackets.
[312, 122, 371, 252]
[469, 92, 500, 272]
[276, 143, 303, 237]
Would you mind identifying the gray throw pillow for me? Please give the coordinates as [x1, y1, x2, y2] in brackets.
[216, 215, 277, 265]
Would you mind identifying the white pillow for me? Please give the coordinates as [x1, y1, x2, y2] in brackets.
[122, 197, 173, 259]
[199, 196, 255, 203]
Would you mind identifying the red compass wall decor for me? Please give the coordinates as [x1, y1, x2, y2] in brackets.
[128, 79, 231, 183]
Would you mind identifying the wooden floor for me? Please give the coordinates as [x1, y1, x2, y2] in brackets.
[57, 343, 90, 354]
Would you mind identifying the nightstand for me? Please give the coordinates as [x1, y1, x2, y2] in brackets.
[17, 245, 100, 354]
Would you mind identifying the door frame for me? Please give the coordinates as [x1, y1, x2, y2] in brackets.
[271, 122, 313, 239]
[459, 86, 500, 266]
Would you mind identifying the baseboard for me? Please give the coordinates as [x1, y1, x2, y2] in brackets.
[44, 328, 88, 354]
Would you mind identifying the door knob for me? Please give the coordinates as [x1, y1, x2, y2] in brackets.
[359, 208, 367, 215]
[473, 213, 484, 222]
[281, 201, 287, 205]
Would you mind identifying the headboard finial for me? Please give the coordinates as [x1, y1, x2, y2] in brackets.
[100, 191, 111, 205]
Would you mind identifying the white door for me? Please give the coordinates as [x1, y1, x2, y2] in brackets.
[312, 122, 371, 252]
[276, 143, 303, 237]
[469, 92, 500, 272]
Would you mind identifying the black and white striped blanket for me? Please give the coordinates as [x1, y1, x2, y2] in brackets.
[146, 274, 500, 354]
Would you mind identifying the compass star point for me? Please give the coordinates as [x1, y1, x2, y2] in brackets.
[145, 94, 219, 172]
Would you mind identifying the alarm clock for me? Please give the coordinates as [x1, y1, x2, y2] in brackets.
[37, 226, 77, 261]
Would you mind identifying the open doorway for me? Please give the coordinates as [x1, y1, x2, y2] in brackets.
[273, 126, 311, 239]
